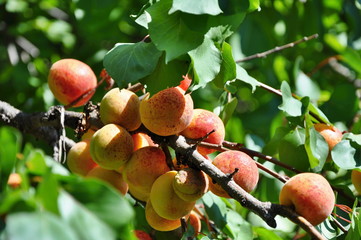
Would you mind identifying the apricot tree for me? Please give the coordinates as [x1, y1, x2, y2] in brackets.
[1, 1, 361, 240]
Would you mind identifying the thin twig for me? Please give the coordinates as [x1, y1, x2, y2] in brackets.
[236, 34, 319, 63]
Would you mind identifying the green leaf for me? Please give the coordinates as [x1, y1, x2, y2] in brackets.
[64, 178, 134, 229]
[169, 0, 223, 15]
[103, 42, 162, 87]
[225, 65, 260, 93]
[147, 0, 205, 62]
[215, 94, 238, 126]
[278, 81, 302, 117]
[202, 192, 227, 229]
[344, 133, 361, 145]
[332, 140, 360, 169]
[25, 150, 48, 175]
[295, 71, 321, 101]
[189, 37, 222, 89]
[5, 211, 78, 240]
[58, 191, 116, 240]
[213, 42, 237, 88]
[307, 102, 330, 124]
[223, 209, 253, 240]
[342, 47, 361, 76]
[304, 127, 329, 171]
[36, 172, 59, 214]
[0, 127, 21, 192]
[253, 227, 283, 240]
[140, 54, 189, 95]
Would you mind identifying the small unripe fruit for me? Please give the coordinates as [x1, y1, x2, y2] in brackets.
[7, 173, 22, 188]
[67, 139, 97, 176]
[209, 150, 259, 198]
[48, 59, 97, 107]
[90, 124, 133, 170]
[279, 173, 335, 226]
[140, 87, 193, 136]
[180, 109, 225, 155]
[100, 88, 141, 131]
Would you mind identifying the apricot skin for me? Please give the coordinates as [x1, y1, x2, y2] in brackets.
[180, 109, 225, 155]
[314, 123, 343, 151]
[100, 88, 141, 131]
[90, 124, 133, 170]
[140, 87, 193, 136]
[86, 166, 128, 195]
[48, 59, 97, 107]
[132, 132, 156, 152]
[145, 200, 182, 232]
[351, 170, 361, 195]
[279, 173, 335, 226]
[209, 150, 259, 198]
[122, 146, 170, 202]
[173, 168, 209, 202]
[150, 171, 195, 220]
[67, 139, 97, 176]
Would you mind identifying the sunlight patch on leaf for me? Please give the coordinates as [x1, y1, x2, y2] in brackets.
[169, 0, 223, 15]
[278, 81, 302, 117]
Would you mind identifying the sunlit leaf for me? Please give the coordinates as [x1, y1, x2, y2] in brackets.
[304, 127, 329, 171]
[332, 140, 360, 169]
[169, 0, 223, 15]
[202, 192, 227, 229]
[213, 42, 237, 88]
[223, 210, 253, 240]
[278, 81, 302, 117]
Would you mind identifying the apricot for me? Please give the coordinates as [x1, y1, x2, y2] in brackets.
[314, 123, 343, 151]
[150, 171, 196, 220]
[188, 210, 201, 234]
[180, 109, 225, 155]
[48, 58, 97, 107]
[134, 230, 152, 240]
[100, 88, 141, 131]
[90, 124, 133, 170]
[132, 132, 156, 152]
[145, 200, 182, 232]
[351, 170, 361, 195]
[173, 168, 209, 202]
[67, 139, 97, 176]
[140, 87, 193, 136]
[122, 146, 170, 201]
[7, 173, 22, 188]
[178, 74, 192, 92]
[209, 150, 259, 198]
[86, 166, 128, 195]
[279, 173, 335, 226]
[81, 129, 96, 141]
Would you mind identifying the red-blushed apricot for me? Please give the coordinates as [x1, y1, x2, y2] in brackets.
[90, 124, 133, 170]
[100, 88, 141, 131]
[134, 230, 152, 240]
[351, 170, 361, 195]
[150, 171, 196, 220]
[279, 173, 335, 226]
[173, 168, 209, 202]
[145, 200, 182, 232]
[122, 146, 170, 202]
[209, 150, 259, 198]
[140, 87, 193, 136]
[314, 123, 343, 151]
[188, 210, 201, 234]
[86, 166, 128, 195]
[48, 59, 97, 107]
[7, 173, 22, 188]
[180, 109, 225, 155]
[132, 132, 157, 152]
[67, 139, 97, 176]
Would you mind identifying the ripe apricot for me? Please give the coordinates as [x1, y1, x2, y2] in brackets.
[48, 59, 97, 107]
[279, 173, 335, 226]
[140, 87, 193, 136]
[86, 166, 128, 195]
[180, 109, 225, 155]
[7, 173, 22, 188]
[150, 171, 196, 220]
[81, 129, 96, 141]
[314, 123, 343, 151]
[122, 146, 170, 201]
[90, 124, 133, 170]
[351, 170, 361, 195]
[145, 200, 182, 232]
[132, 132, 156, 152]
[67, 139, 97, 176]
[134, 230, 152, 240]
[100, 88, 141, 131]
[188, 210, 201, 234]
[173, 168, 209, 202]
[209, 150, 259, 198]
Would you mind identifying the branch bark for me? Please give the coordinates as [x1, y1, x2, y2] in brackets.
[0, 100, 327, 240]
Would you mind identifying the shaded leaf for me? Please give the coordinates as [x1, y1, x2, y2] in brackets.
[223, 210, 253, 240]
[332, 140, 360, 169]
[202, 192, 227, 229]
[225, 65, 260, 93]
[304, 127, 329, 171]
[103, 42, 162, 87]
[169, 0, 223, 15]
[213, 42, 237, 88]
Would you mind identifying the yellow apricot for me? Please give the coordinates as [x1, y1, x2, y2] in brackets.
[150, 171, 196, 220]
[173, 168, 209, 202]
[122, 146, 170, 201]
[67, 139, 97, 176]
[132, 132, 157, 152]
[145, 200, 182, 232]
[100, 88, 141, 131]
[140, 87, 193, 136]
[90, 124, 133, 170]
[86, 166, 128, 195]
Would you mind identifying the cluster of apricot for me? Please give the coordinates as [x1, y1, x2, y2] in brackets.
[47, 59, 349, 235]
